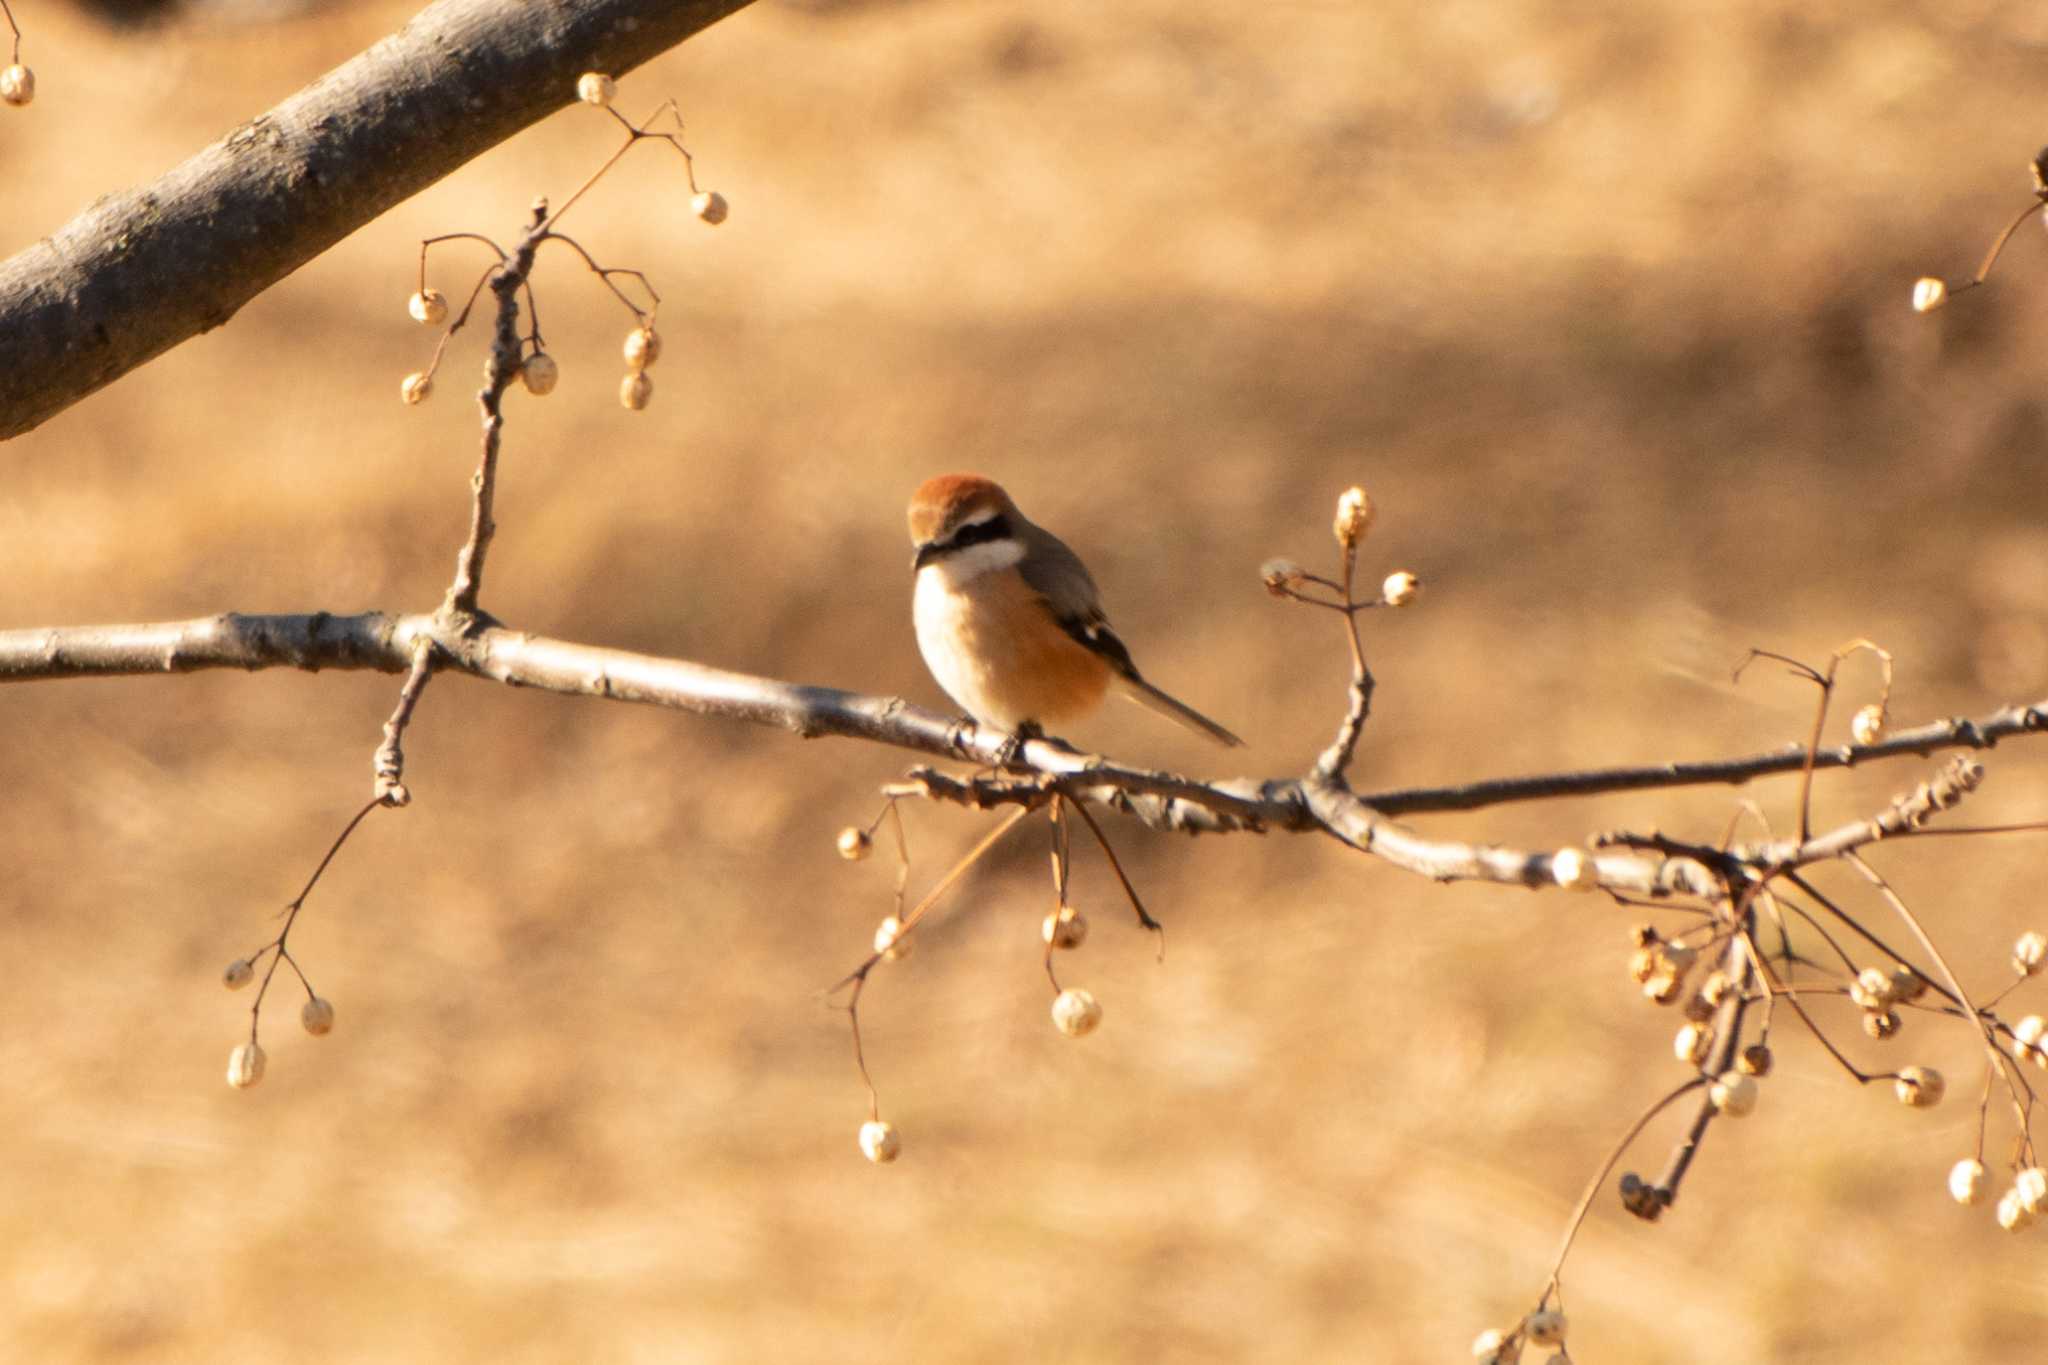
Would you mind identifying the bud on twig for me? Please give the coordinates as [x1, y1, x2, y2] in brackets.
[408, 290, 448, 326]
[1550, 847, 1597, 892]
[1259, 558, 1305, 597]
[1996, 1187, 2037, 1231]
[301, 996, 336, 1036]
[226, 1041, 267, 1090]
[858, 1118, 900, 1164]
[2014, 930, 2047, 977]
[520, 353, 559, 396]
[1522, 1309, 1567, 1349]
[1710, 1071, 1758, 1116]
[1850, 967, 1897, 1011]
[1051, 987, 1102, 1037]
[1042, 905, 1088, 950]
[0, 64, 34, 108]
[2013, 1014, 2046, 1066]
[873, 915, 911, 961]
[1333, 486, 1374, 549]
[1888, 966, 1926, 1004]
[1894, 1065, 1945, 1108]
[623, 327, 662, 371]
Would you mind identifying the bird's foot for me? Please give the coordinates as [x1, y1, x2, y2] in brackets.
[992, 720, 1048, 769]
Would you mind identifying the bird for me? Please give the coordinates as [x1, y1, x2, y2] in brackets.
[907, 473, 1243, 748]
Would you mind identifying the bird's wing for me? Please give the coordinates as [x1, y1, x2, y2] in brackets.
[1017, 522, 1243, 746]
[1015, 529, 1134, 670]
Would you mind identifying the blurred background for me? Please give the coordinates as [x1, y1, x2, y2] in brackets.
[4, 0, 2048, 1360]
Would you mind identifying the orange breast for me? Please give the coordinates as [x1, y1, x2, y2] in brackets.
[914, 567, 1112, 730]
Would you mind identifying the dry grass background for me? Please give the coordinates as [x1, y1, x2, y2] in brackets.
[4, 0, 2048, 1360]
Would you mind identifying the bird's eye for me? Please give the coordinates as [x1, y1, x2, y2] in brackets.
[951, 514, 1011, 549]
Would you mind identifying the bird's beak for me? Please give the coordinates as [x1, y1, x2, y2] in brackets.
[912, 541, 939, 573]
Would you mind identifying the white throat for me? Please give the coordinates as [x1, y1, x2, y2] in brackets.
[919, 534, 1024, 588]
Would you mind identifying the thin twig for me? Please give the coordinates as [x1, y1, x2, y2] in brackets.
[829, 807, 1033, 993]
[1359, 703, 2048, 814]
[1780, 870, 1959, 1016]
[441, 206, 546, 620]
[828, 807, 1032, 1114]
[1311, 540, 1376, 780]
[1946, 198, 2048, 300]
[1545, 1078, 1706, 1275]
[1070, 798, 1164, 937]
[1841, 851, 2021, 1127]
[1649, 902, 1757, 1207]
[535, 232, 663, 319]
[372, 636, 438, 804]
[1042, 795, 1071, 991]
[242, 796, 384, 1039]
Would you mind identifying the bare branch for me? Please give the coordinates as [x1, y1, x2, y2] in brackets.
[1649, 930, 1754, 1207]
[441, 203, 548, 619]
[1359, 705, 2048, 814]
[8, 612, 2045, 914]
[1741, 756, 1986, 867]
[0, 611, 1713, 897]
[1310, 538, 1376, 781]
[0, 0, 755, 439]
[371, 637, 438, 805]
[0, 611, 416, 677]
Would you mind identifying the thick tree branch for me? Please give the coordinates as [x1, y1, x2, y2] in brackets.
[29, 609, 2027, 903]
[0, 611, 1296, 811]
[0, 0, 755, 439]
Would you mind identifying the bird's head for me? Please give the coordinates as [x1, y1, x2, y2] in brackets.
[908, 474, 1022, 573]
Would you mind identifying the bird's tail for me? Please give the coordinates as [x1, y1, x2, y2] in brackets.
[1114, 673, 1244, 747]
